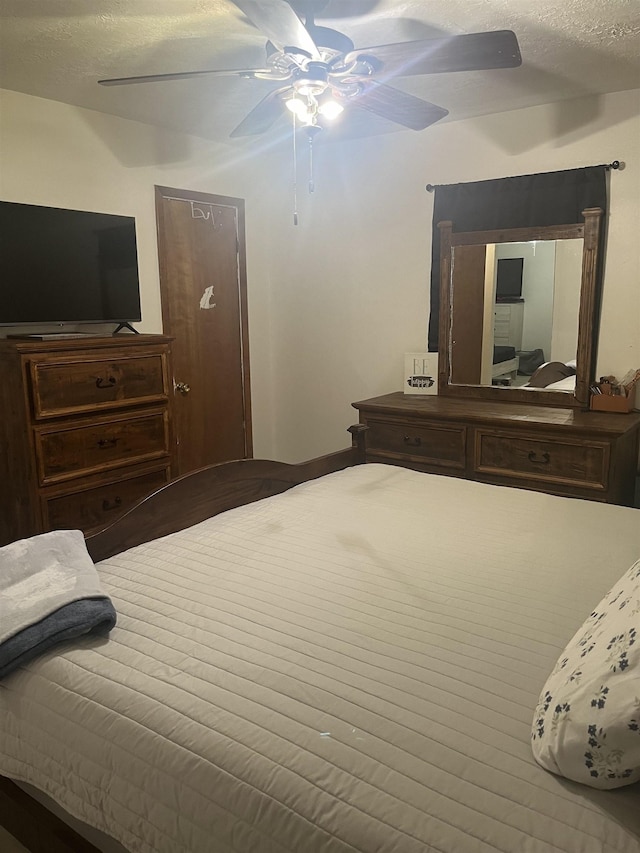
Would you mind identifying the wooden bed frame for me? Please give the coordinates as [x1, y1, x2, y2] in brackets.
[0, 426, 367, 853]
[491, 354, 519, 383]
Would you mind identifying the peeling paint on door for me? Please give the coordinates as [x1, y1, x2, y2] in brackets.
[199, 285, 216, 310]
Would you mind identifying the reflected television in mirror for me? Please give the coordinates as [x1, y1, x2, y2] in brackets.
[496, 257, 524, 302]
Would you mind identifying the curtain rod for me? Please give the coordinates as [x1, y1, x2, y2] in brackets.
[425, 161, 622, 192]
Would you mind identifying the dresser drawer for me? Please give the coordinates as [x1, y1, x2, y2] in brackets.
[493, 322, 511, 342]
[35, 409, 170, 485]
[41, 466, 170, 534]
[474, 429, 610, 491]
[29, 352, 169, 419]
[366, 418, 466, 469]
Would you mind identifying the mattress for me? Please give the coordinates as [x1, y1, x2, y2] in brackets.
[1, 464, 639, 853]
[493, 345, 516, 364]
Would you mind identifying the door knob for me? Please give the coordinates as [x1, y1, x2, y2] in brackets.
[175, 381, 191, 394]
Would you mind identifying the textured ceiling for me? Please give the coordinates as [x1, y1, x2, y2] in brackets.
[0, 0, 638, 145]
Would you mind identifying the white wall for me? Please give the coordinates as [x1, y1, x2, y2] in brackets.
[1, 87, 639, 464]
[260, 88, 640, 460]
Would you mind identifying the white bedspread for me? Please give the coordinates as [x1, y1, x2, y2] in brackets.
[1, 464, 639, 853]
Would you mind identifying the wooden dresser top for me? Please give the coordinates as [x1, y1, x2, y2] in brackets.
[352, 392, 640, 437]
[0, 334, 172, 354]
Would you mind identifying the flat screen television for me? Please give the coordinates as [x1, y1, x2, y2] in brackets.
[496, 257, 524, 302]
[0, 200, 141, 327]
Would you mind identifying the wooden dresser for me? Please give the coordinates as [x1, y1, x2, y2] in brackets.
[0, 335, 174, 546]
[352, 392, 640, 506]
[493, 302, 524, 349]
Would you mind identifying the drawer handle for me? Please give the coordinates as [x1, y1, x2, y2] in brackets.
[102, 496, 122, 512]
[403, 435, 422, 447]
[97, 437, 119, 449]
[96, 376, 117, 389]
[528, 451, 550, 465]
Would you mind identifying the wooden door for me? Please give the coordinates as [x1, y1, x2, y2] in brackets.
[155, 186, 252, 476]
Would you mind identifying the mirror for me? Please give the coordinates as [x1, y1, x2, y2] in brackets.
[437, 209, 603, 407]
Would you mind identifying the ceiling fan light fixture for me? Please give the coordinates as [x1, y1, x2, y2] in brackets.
[286, 95, 313, 121]
[317, 96, 344, 120]
[293, 62, 329, 98]
[295, 80, 326, 97]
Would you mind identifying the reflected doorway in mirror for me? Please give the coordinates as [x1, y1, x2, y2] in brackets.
[404, 352, 438, 395]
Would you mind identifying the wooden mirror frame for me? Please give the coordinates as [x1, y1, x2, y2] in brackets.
[437, 207, 603, 408]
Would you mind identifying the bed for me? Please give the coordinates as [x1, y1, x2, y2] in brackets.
[523, 360, 578, 392]
[492, 346, 519, 382]
[1, 441, 639, 853]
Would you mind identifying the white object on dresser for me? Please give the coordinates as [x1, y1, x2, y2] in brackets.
[403, 352, 438, 395]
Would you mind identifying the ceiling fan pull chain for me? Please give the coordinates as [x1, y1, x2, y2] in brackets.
[292, 110, 299, 225]
[308, 130, 315, 194]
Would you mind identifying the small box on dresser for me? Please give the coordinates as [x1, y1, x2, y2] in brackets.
[590, 391, 636, 413]
[0, 335, 175, 546]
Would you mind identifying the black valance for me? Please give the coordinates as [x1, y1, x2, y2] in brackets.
[428, 166, 608, 351]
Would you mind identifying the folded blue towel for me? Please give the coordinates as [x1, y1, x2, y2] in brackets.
[0, 596, 117, 678]
[0, 529, 117, 679]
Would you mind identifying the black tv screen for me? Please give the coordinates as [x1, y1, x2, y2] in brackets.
[496, 257, 524, 301]
[0, 201, 141, 326]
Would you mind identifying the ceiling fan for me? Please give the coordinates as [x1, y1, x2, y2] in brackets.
[98, 0, 522, 138]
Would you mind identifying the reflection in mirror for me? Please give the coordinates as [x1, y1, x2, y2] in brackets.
[449, 238, 583, 393]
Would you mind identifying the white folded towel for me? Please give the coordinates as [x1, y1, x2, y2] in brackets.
[0, 529, 107, 643]
[0, 530, 116, 677]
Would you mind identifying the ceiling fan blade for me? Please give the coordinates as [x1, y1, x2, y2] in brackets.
[98, 67, 274, 86]
[344, 30, 522, 78]
[290, 0, 383, 17]
[230, 87, 289, 137]
[231, 0, 320, 58]
[347, 82, 448, 131]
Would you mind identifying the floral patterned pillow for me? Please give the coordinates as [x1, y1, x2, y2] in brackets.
[531, 558, 640, 789]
